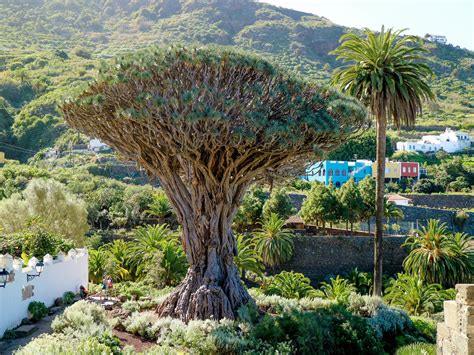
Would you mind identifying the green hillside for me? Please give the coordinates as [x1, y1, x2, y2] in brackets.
[1, 0, 473, 161]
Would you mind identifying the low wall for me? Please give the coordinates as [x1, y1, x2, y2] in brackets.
[0, 249, 88, 337]
[403, 194, 474, 209]
[276, 235, 407, 284]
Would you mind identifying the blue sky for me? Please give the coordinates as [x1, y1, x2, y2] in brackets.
[261, 0, 474, 50]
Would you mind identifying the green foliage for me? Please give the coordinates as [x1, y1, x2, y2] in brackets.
[253, 213, 294, 267]
[62, 291, 76, 306]
[250, 307, 384, 354]
[145, 190, 174, 223]
[337, 177, 364, 231]
[263, 271, 317, 299]
[233, 185, 267, 230]
[14, 334, 112, 355]
[51, 300, 109, 338]
[0, 227, 74, 259]
[328, 130, 394, 160]
[412, 178, 443, 194]
[262, 188, 295, 220]
[128, 224, 188, 286]
[431, 157, 474, 192]
[384, 273, 451, 316]
[402, 219, 474, 287]
[395, 342, 436, 355]
[316, 276, 357, 305]
[300, 182, 339, 227]
[410, 316, 437, 343]
[28, 301, 48, 322]
[0, 178, 88, 244]
[234, 233, 264, 277]
[346, 267, 373, 295]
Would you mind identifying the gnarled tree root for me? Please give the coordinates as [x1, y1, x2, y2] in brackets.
[156, 269, 252, 322]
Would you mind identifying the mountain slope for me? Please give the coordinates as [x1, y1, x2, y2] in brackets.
[0, 0, 473, 160]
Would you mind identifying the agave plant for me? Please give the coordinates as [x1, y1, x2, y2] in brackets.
[403, 219, 474, 287]
[252, 213, 294, 268]
[384, 273, 449, 316]
[316, 276, 357, 305]
[265, 271, 317, 299]
[234, 233, 264, 278]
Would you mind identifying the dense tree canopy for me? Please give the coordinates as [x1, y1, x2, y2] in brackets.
[61, 46, 367, 321]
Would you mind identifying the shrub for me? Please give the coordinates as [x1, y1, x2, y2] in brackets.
[263, 271, 317, 299]
[28, 301, 48, 322]
[251, 307, 384, 354]
[233, 185, 267, 230]
[62, 291, 75, 306]
[315, 276, 357, 305]
[234, 233, 264, 278]
[395, 342, 436, 355]
[51, 300, 108, 338]
[14, 334, 111, 355]
[123, 311, 158, 339]
[262, 188, 295, 220]
[252, 213, 294, 268]
[410, 316, 437, 343]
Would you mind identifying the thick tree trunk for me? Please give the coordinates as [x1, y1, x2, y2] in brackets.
[373, 118, 387, 297]
[156, 184, 252, 322]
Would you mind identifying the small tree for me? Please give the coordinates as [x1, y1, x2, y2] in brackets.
[61, 46, 366, 321]
[233, 185, 267, 231]
[337, 178, 363, 234]
[0, 178, 88, 243]
[262, 187, 296, 221]
[358, 176, 376, 234]
[300, 182, 338, 229]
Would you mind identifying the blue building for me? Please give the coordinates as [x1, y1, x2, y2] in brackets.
[303, 160, 372, 187]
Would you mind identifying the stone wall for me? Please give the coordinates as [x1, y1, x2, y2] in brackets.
[437, 284, 474, 354]
[403, 194, 474, 210]
[276, 235, 407, 284]
[397, 206, 474, 235]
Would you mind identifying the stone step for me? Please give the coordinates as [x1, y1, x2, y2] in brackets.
[14, 325, 38, 337]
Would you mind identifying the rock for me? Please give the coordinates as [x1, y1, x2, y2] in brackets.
[15, 325, 38, 337]
[49, 306, 63, 315]
[54, 297, 64, 307]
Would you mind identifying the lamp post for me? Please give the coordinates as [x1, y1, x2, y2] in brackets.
[27, 261, 44, 282]
[0, 268, 8, 288]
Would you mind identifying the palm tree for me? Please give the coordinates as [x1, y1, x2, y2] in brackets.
[331, 27, 434, 295]
[252, 213, 295, 268]
[145, 191, 173, 224]
[402, 220, 474, 287]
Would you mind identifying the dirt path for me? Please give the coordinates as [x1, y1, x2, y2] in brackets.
[0, 310, 63, 355]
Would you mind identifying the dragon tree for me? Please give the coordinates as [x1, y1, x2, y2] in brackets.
[61, 46, 367, 321]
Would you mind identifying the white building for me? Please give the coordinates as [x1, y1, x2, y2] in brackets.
[426, 34, 447, 44]
[396, 128, 471, 154]
[88, 138, 110, 152]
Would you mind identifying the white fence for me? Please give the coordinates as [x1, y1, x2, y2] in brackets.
[0, 249, 88, 337]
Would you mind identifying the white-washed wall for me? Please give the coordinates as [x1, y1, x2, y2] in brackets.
[0, 249, 88, 337]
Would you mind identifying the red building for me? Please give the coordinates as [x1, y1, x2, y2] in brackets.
[400, 162, 419, 179]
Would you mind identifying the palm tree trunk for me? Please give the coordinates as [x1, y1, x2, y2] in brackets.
[374, 117, 387, 297]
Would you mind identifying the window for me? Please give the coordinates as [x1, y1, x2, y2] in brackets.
[323, 169, 326, 176]
[328, 169, 333, 176]
[408, 167, 411, 173]
[402, 167, 406, 173]
[335, 169, 340, 176]
[414, 167, 417, 173]
[342, 170, 347, 176]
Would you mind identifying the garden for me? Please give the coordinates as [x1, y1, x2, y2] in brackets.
[0, 21, 472, 355]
